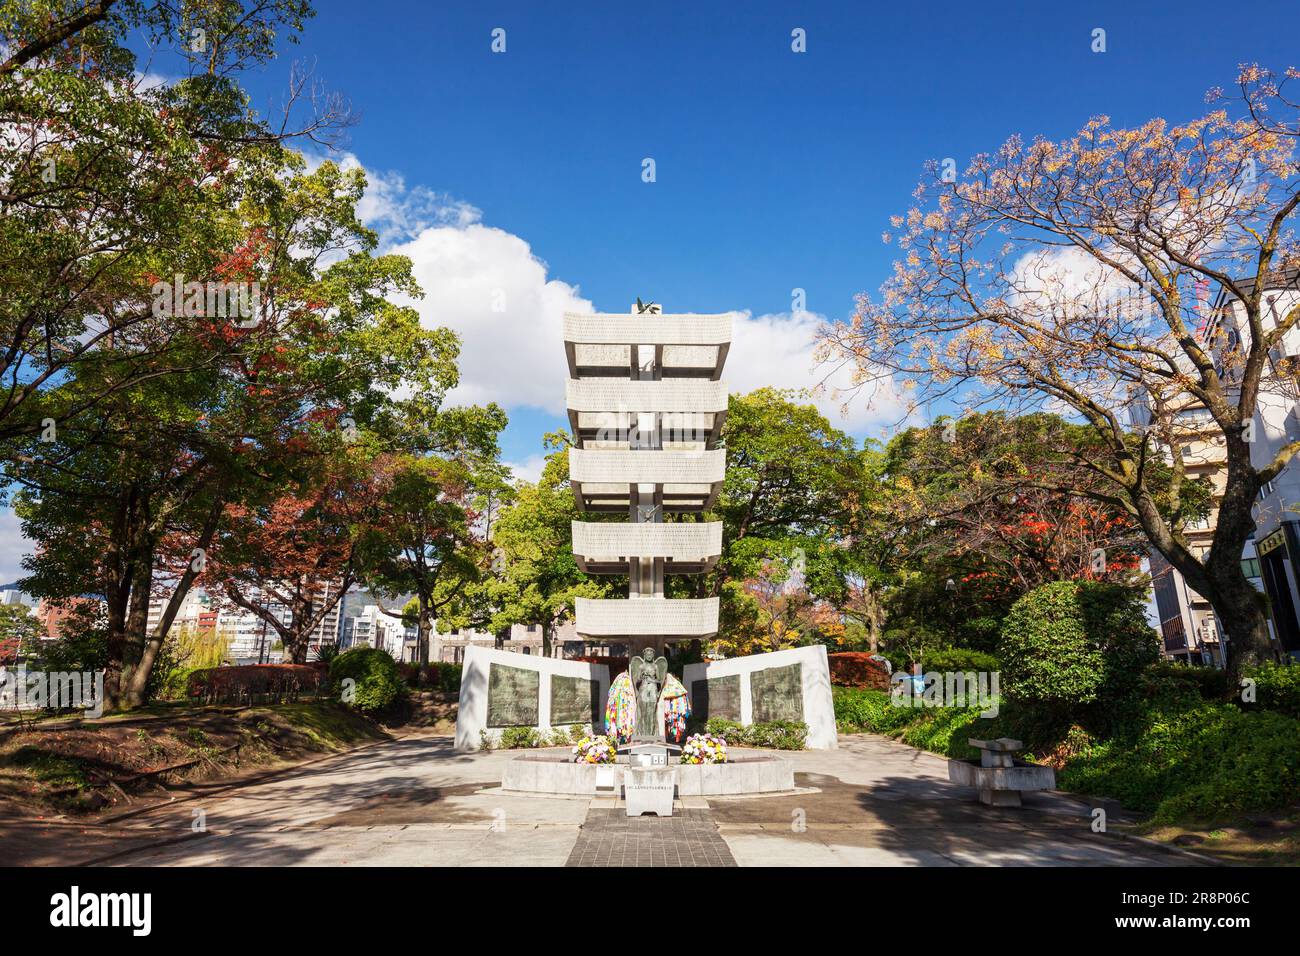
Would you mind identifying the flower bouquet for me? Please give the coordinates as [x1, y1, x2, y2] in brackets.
[680, 733, 728, 764]
[572, 734, 617, 764]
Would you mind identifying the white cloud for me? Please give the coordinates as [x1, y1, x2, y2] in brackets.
[732, 310, 913, 436]
[505, 455, 547, 485]
[388, 223, 592, 413]
[339, 155, 910, 437]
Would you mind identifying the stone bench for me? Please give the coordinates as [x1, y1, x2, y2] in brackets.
[947, 737, 1056, 807]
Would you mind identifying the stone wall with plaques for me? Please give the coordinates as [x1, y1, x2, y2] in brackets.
[455, 645, 612, 751]
[683, 645, 836, 749]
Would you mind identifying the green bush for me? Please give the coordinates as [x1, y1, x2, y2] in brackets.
[1249, 661, 1300, 718]
[999, 581, 1158, 717]
[899, 702, 990, 757]
[425, 661, 463, 693]
[831, 686, 932, 736]
[329, 647, 406, 715]
[498, 726, 540, 749]
[1144, 660, 1228, 702]
[921, 648, 1000, 674]
[703, 717, 808, 749]
[705, 717, 743, 739]
[1058, 703, 1300, 824]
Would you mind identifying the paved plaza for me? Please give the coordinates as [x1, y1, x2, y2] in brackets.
[1, 733, 1194, 867]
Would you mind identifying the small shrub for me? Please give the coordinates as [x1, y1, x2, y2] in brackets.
[187, 663, 325, 704]
[999, 581, 1158, 718]
[754, 720, 808, 750]
[1145, 660, 1228, 702]
[702, 717, 807, 749]
[329, 647, 406, 715]
[497, 726, 540, 749]
[705, 717, 743, 739]
[1249, 661, 1300, 718]
[922, 648, 1000, 674]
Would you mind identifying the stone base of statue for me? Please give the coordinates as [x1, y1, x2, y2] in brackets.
[623, 765, 677, 817]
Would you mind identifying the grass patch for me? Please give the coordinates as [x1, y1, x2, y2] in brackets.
[0, 700, 389, 816]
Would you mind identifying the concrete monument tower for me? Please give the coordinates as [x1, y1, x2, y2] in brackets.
[564, 304, 730, 656]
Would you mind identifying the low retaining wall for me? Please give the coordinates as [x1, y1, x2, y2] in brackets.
[501, 752, 794, 796]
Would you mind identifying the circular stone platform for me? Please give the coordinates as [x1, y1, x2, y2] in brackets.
[501, 752, 795, 796]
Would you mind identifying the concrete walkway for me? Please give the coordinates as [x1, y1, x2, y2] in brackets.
[7, 733, 1190, 867]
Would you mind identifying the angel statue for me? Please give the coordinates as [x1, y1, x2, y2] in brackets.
[629, 647, 668, 739]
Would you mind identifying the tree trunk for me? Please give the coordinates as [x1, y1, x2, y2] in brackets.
[123, 501, 225, 707]
[417, 595, 432, 665]
[117, 550, 154, 708]
[1136, 470, 1276, 686]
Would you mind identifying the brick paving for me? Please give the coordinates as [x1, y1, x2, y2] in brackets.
[565, 807, 737, 867]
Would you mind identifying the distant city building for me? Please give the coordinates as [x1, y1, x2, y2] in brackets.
[0, 589, 34, 608]
[144, 580, 344, 663]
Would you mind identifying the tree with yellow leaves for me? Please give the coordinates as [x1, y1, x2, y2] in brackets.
[819, 65, 1300, 679]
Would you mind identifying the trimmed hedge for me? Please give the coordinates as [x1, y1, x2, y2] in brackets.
[827, 652, 891, 690]
[396, 661, 463, 693]
[704, 717, 808, 750]
[999, 581, 1158, 717]
[186, 663, 326, 704]
[920, 648, 1000, 674]
[330, 647, 406, 715]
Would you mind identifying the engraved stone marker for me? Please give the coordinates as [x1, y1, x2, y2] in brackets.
[550, 674, 600, 726]
[486, 663, 539, 728]
[750, 663, 804, 723]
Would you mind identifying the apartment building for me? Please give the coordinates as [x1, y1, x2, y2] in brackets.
[1205, 269, 1300, 659]
[1130, 394, 1240, 665]
[146, 581, 344, 663]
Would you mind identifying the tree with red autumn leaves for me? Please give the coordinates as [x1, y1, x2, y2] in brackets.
[208, 448, 387, 664]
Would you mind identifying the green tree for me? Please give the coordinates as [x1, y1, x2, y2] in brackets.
[15, 153, 453, 708]
[706, 388, 867, 655]
[0, 603, 41, 663]
[476, 435, 610, 657]
[356, 393, 507, 664]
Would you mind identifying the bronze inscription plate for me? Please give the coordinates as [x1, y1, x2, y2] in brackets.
[550, 674, 599, 726]
[749, 663, 804, 723]
[487, 663, 539, 728]
[692, 673, 741, 722]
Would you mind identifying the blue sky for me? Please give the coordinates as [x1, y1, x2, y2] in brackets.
[241, 0, 1297, 461]
[2, 0, 1298, 581]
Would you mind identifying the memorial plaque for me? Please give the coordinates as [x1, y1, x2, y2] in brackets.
[750, 663, 804, 723]
[692, 674, 740, 722]
[550, 674, 600, 726]
[486, 663, 539, 728]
